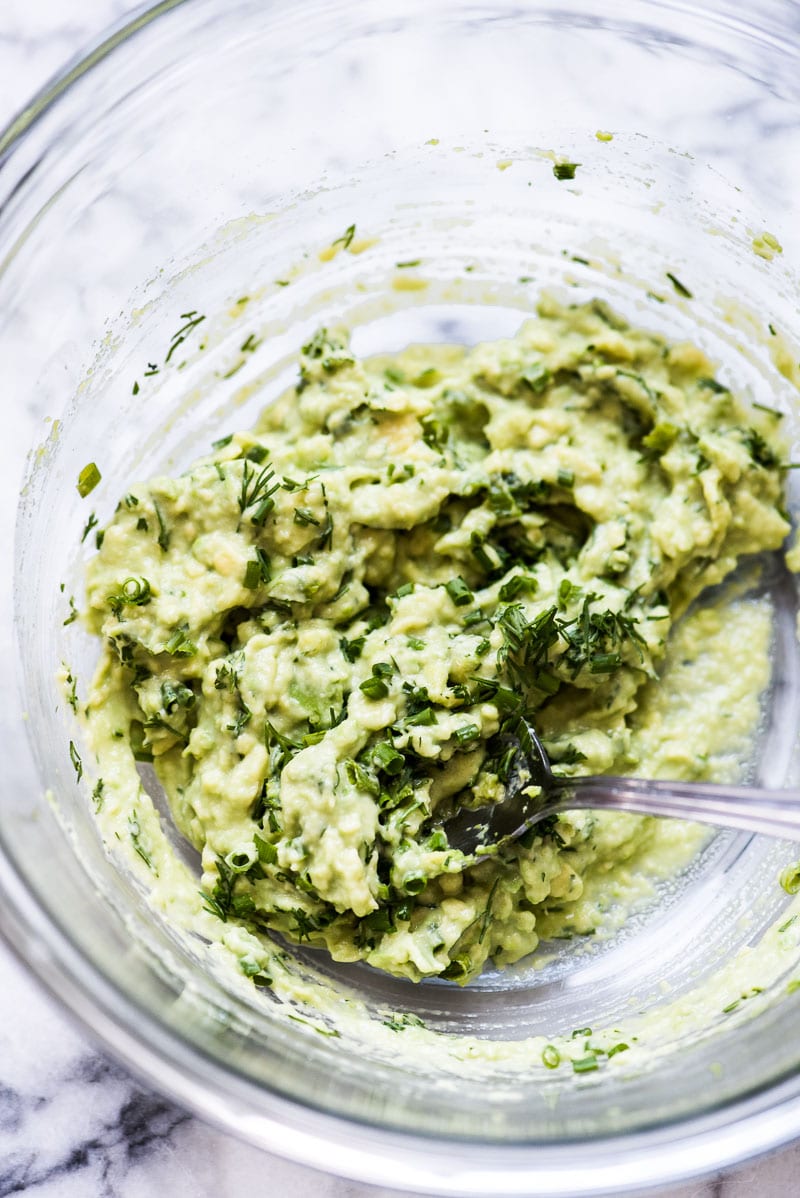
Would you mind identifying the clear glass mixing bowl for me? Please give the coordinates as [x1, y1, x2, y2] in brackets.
[2, 1, 800, 1193]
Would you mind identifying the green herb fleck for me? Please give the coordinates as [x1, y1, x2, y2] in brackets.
[780, 863, 800, 895]
[446, 577, 473, 607]
[521, 361, 551, 394]
[107, 576, 152, 617]
[371, 741, 405, 775]
[81, 512, 99, 543]
[360, 669, 390, 700]
[63, 596, 79, 627]
[383, 1012, 426, 1032]
[333, 223, 356, 249]
[454, 723, 480, 746]
[63, 664, 78, 713]
[243, 547, 271, 589]
[77, 462, 101, 498]
[293, 506, 321, 527]
[239, 460, 279, 525]
[153, 500, 170, 551]
[666, 272, 693, 298]
[340, 635, 366, 662]
[643, 422, 679, 453]
[69, 740, 83, 781]
[607, 1042, 629, 1058]
[164, 625, 197, 657]
[129, 719, 153, 762]
[165, 311, 206, 365]
[542, 1045, 561, 1069]
[200, 856, 236, 921]
[129, 810, 155, 871]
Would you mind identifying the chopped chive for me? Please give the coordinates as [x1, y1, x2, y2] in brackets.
[666, 271, 693, 299]
[542, 1045, 561, 1069]
[243, 560, 261, 589]
[414, 368, 440, 388]
[643, 422, 679, 453]
[589, 652, 621, 674]
[752, 402, 783, 418]
[553, 162, 579, 181]
[697, 376, 727, 394]
[340, 635, 366, 662]
[360, 675, 389, 700]
[406, 706, 436, 726]
[77, 462, 101, 498]
[107, 576, 151, 616]
[164, 626, 197, 657]
[242, 548, 271, 589]
[454, 723, 480, 746]
[558, 579, 583, 609]
[402, 871, 427, 895]
[254, 833, 278, 865]
[499, 574, 537, 602]
[521, 361, 551, 394]
[572, 1055, 599, 1074]
[372, 741, 405, 775]
[446, 577, 473, 607]
[294, 506, 320, 527]
[780, 864, 800, 895]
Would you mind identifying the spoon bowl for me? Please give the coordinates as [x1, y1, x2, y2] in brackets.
[442, 717, 800, 859]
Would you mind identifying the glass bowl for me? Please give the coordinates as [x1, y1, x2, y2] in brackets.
[2, 1, 800, 1193]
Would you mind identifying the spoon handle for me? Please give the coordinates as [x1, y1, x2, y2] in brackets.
[558, 775, 800, 842]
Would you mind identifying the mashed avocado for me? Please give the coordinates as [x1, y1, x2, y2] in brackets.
[83, 296, 788, 984]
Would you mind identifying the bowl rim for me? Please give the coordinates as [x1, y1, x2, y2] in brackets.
[2, 1, 800, 1193]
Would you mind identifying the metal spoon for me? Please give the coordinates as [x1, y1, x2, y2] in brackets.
[442, 718, 800, 857]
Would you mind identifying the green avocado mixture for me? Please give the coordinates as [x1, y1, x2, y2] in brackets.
[83, 296, 788, 984]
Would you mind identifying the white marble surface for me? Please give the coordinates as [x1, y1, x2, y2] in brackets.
[2, 2, 800, 1196]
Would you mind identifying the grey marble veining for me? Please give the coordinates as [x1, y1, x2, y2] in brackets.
[2, 2, 800, 1196]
